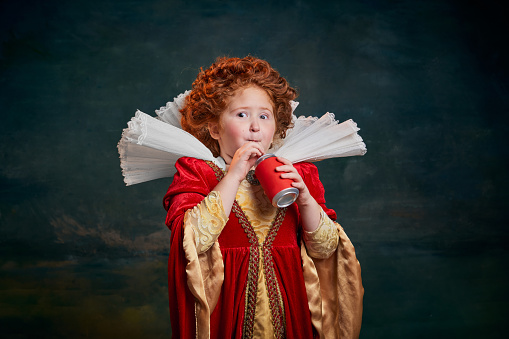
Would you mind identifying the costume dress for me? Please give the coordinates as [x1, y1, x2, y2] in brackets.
[163, 157, 364, 339]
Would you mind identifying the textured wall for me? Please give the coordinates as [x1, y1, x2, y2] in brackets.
[1, 0, 507, 337]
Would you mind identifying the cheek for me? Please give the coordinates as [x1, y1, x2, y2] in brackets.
[223, 123, 245, 142]
[266, 123, 276, 137]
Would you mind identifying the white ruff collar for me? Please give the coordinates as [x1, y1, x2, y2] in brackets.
[118, 91, 366, 186]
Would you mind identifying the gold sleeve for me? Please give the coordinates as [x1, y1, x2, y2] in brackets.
[184, 191, 228, 254]
[302, 208, 340, 259]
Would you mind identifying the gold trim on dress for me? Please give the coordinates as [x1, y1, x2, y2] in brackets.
[302, 208, 340, 259]
[206, 161, 287, 339]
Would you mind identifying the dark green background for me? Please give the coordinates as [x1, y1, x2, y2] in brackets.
[1, 0, 507, 338]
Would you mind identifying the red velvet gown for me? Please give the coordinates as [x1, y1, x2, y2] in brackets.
[163, 157, 338, 339]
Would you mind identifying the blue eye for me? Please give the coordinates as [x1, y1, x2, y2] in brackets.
[237, 112, 247, 117]
[260, 114, 269, 120]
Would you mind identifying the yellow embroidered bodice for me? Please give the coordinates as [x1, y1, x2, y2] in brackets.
[235, 179, 277, 243]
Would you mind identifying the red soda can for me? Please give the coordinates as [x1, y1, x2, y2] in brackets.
[254, 154, 299, 208]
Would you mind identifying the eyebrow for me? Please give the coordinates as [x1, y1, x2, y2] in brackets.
[232, 106, 273, 112]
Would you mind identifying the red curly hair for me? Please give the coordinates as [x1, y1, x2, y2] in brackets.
[180, 56, 297, 157]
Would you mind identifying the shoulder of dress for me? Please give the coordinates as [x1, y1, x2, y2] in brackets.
[293, 161, 316, 169]
[176, 156, 206, 166]
[163, 157, 217, 211]
[293, 161, 319, 177]
[176, 156, 211, 171]
[175, 157, 223, 181]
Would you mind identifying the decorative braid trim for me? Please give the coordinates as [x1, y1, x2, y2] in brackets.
[262, 209, 287, 339]
[231, 201, 259, 338]
[243, 242, 260, 338]
[205, 160, 287, 339]
[205, 160, 225, 181]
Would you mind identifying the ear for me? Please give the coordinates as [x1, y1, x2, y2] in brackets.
[208, 122, 220, 140]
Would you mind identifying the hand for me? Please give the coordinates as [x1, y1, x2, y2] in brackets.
[226, 141, 265, 183]
[274, 157, 315, 208]
[275, 157, 321, 232]
[212, 142, 265, 217]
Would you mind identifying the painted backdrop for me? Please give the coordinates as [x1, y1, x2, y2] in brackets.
[1, 0, 507, 338]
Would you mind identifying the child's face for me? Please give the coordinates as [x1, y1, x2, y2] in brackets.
[209, 86, 276, 163]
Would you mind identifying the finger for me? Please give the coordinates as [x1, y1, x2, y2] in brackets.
[280, 170, 300, 177]
[276, 157, 292, 165]
[280, 173, 304, 184]
[238, 144, 262, 158]
[249, 149, 262, 160]
[250, 142, 266, 155]
[291, 181, 309, 194]
[275, 164, 297, 173]
[242, 140, 265, 150]
[291, 180, 306, 189]
[239, 142, 264, 157]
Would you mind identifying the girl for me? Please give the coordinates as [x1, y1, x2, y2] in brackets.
[163, 56, 363, 339]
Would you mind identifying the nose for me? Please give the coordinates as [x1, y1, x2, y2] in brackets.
[250, 118, 260, 132]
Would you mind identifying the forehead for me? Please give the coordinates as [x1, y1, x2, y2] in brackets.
[227, 86, 273, 107]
